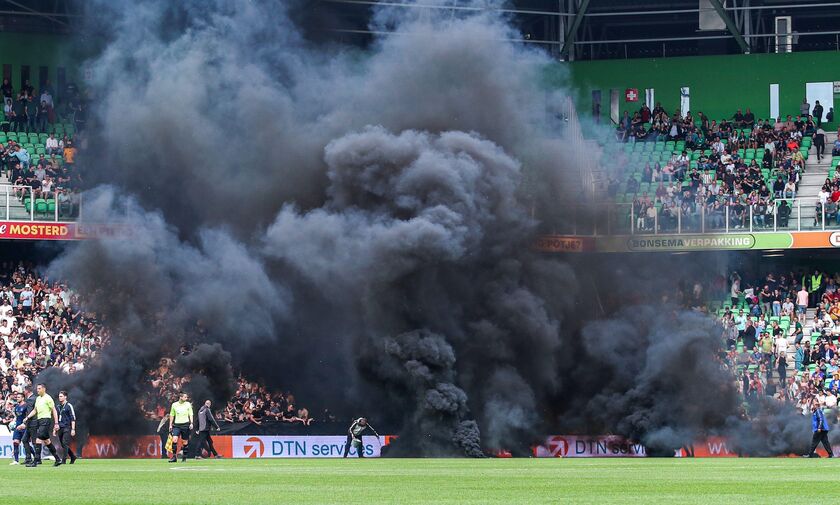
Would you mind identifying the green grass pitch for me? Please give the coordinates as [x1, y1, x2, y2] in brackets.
[1, 458, 838, 504]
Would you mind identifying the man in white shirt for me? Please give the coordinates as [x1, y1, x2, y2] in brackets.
[774, 334, 789, 358]
[819, 188, 830, 205]
[39, 89, 53, 108]
[45, 133, 60, 155]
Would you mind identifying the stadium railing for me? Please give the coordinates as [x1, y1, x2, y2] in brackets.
[0, 184, 82, 222]
[539, 197, 836, 236]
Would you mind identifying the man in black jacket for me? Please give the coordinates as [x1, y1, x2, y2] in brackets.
[814, 127, 826, 161]
[57, 391, 77, 464]
[190, 400, 221, 459]
[813, 101, 825, 127]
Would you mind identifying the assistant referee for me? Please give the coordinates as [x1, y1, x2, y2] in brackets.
[168, 392, 193, 463]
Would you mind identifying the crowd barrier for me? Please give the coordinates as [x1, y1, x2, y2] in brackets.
[533, 435, 832, 458]
[1, 433, 829, 458]
[0, 434, 389, 459]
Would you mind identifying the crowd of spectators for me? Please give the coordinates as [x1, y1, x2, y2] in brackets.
[139, 361, 317, 426]
[1, 78, 87, 135]
[716, 269, 840, 417]
[0, 263, 317, 429]
[607, 102, 839, 232]
[0, 262, 105, 402]
[0, 79, 86, 219]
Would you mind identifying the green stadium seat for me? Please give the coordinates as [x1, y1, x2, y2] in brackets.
[34, 198, 47, 215]
[46, 199, 55, 214]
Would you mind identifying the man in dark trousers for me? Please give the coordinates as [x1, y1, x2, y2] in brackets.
[191, 400, 221, 459]
[814, 127, 826, 162]
[57, 391, 77, 464]
[742, 320, 757, 351]
[813, 101, 825, 127]
[343, 417, 380, 458]
[808, 400, 834, 458]
[15, 387, 37, 465]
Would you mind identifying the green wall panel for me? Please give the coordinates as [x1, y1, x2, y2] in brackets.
[0, 32, 80, 95]
[562, 51, 840, 127]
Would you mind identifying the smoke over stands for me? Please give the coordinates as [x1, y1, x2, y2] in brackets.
[38, 0, 809, 456]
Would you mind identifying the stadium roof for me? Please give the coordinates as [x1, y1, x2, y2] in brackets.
[0, 0, 80, 34]
[318, 0, 840, 60]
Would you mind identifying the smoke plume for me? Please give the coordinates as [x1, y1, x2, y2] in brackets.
[37, 0, 812, 457]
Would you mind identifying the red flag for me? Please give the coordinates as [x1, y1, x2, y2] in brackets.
[625, 88, 639, 102]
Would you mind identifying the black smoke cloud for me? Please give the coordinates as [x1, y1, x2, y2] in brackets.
[38, 0, 810, 457]
[39, 0, 576, 456]
[552, 256, 813, 456]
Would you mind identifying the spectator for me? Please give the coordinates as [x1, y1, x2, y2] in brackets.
[63, 141, 76, 166]
[801, 97, 811, 117]
[45, 133, 60, 156]
[797, 285, 809, 313]
[12, 93, 26, 132]
[0, 79, 12, 100]
[36, 101, 49, 133]
[814, 127, 825, 162]
[813, 101, 824, 127]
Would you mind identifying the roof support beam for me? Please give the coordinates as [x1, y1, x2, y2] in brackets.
[3, 0, 69, 27]
[708, 0, 749, 53]
[560, 0, 590, 58]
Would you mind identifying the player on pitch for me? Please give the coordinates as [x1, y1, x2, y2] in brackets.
[2, 392, 30, 465]
[168, 392, 194, 463]
[16, 387, 38, 465]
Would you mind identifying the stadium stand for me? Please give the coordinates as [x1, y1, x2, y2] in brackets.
[0, 264, 314, 426]
[715, 270, 840, 414]
[0, 80, 85, 221]
[603, 106, 819, 233]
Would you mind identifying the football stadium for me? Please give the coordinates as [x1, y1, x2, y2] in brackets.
[2, 0, 840, 503]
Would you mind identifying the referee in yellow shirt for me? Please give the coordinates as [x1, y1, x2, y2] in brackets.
[20, 383, 62, 467]
[168, 392, 193, 463]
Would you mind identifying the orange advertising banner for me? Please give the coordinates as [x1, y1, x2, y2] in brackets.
[82, 435, 233, 459]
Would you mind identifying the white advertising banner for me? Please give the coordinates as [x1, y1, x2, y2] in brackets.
[231, 435, 383, 458]
[534, 435, 647, 458]
[0, 435, 23, 458]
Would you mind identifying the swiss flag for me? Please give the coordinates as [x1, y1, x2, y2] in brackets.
[625, 88, 638, 102]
